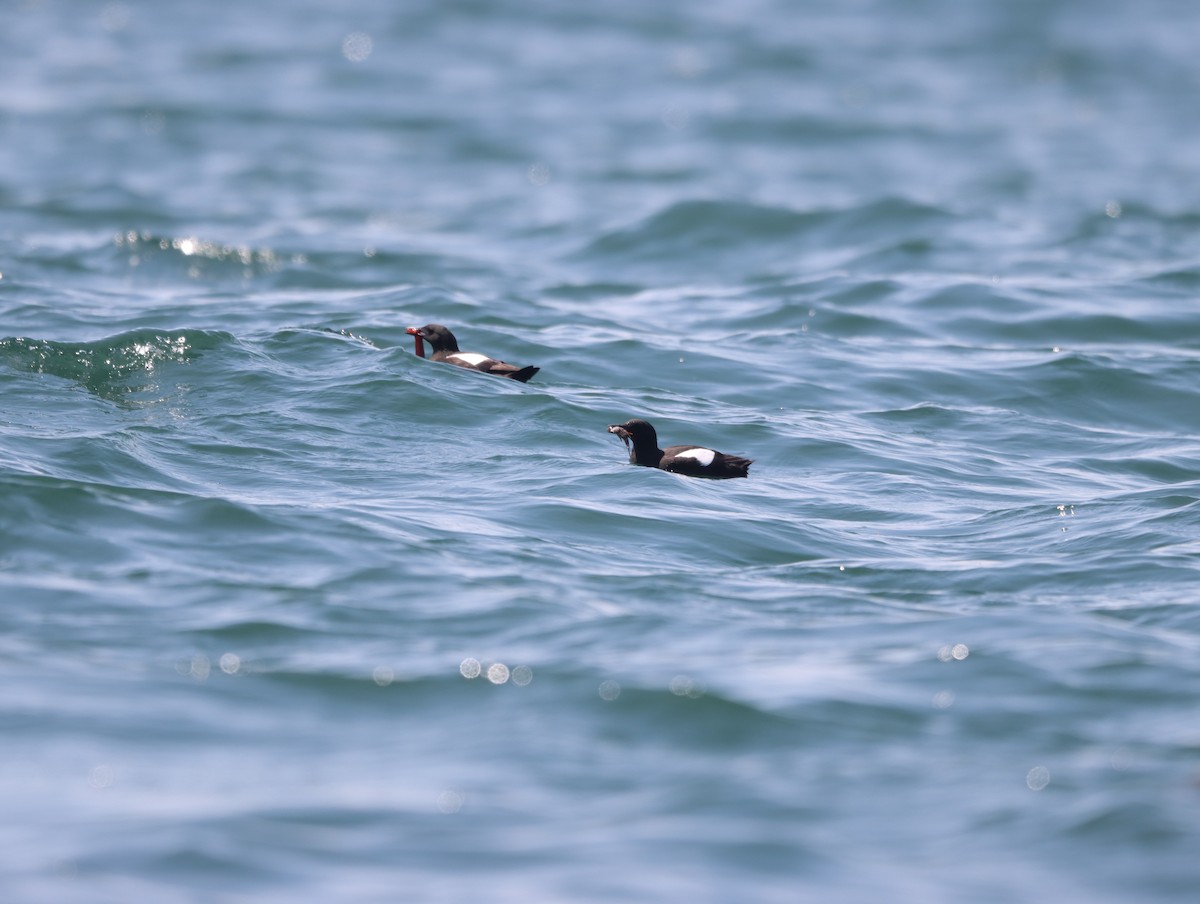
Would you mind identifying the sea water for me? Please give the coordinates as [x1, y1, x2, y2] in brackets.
[3, 1, 1199, 901]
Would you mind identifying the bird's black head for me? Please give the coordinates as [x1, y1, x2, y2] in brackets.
[406, 323, 459, 353]
[607, 418, 659, 450]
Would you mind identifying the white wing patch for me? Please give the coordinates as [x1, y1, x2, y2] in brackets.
[447, 353, 491, 367]
[675, 448, 716, 466]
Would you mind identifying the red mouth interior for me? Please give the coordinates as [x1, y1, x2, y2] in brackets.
[407, 328, 426, 358]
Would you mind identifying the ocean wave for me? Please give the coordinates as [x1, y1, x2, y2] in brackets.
[569, 197, 952, 280]
[0, 329, 230, 402]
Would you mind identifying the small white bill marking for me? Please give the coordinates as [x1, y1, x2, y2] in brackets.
[675, 448, 716, 466]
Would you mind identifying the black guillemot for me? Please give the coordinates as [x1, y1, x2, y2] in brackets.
[607, 418, 752, 479]
[406, 323, 540, 383]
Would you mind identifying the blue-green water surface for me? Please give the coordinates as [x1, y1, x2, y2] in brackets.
[3, 1, 1200, 901]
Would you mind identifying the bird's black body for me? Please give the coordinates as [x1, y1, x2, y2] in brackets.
[606, 418, 752, 479]
[406, 323, 539, 382]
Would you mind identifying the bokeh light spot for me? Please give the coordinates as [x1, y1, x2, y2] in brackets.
[932, 690, 955, 709]
[1026, 765, 1050, 790]
[511, 665, 533, 686]
[190, 654, 210, 681]
[372, 666, 394, 687]
[140, 110, 165, 135]
[342, 32, 373, 63]
[459, 658, 481, 679]
[669, 675, 704, 698]
[938, 643, 970, 662]
[88, 764, 115, 790]
[487, 663, 510, 684]
[598, 679, 621, 701]
[437, 790, 464, 814]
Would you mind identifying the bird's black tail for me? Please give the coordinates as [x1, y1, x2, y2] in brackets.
[505, 365, 540, 383]
[727, 457, 753, 478]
